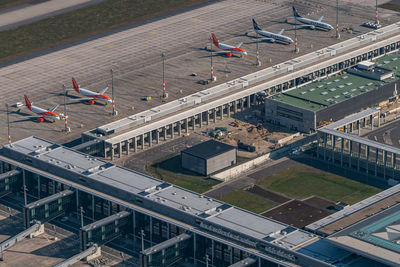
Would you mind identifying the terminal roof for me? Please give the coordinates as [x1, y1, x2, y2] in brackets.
[182, 140, 235, 159]
[2, 136, 316, 252]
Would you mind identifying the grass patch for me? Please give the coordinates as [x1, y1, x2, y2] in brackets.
[256, 164, 381, 204]
[0, 0, 37, 11]
[0, 0, 208, 62]
[380, 2, 400, 12]
[146, 154, 219, 194]
[219, 189, 277, 214]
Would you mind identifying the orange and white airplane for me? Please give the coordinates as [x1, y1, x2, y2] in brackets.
[22, 94, 60, 122]
[68, 77, 112, 104]
[211, 33, 247, 57]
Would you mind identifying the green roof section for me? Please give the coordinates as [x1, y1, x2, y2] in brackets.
[271, 52, 400, 112]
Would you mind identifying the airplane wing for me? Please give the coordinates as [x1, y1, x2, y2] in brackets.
[236, 42, 243, 48]
[278, 28, 285, 35]
[99, 86, 109, 95]
[260, 37, 275, 43]
[49, 104, 60, 112]
[318, 14, 324, 22]
[25, 115, 44, 118]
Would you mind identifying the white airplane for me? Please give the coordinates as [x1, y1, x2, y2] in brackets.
[292, 6, 333, 31]
[211, 33, 247, 57]
[22, 94, 60, 122]
[251, 18, 293, 44]
[67, 77, 112, 104]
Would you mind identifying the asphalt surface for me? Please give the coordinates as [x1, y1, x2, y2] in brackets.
[1, 0, 397, 146]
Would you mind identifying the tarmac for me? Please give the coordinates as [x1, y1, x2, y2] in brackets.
[1, 0, 398, 146]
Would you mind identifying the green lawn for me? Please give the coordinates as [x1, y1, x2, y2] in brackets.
[146, 154, 219, 194]
[0, 0, 37, 11]
[256, 164, 381, 204]
[0, 0, 207, 62]
[219, 190, 277, 214]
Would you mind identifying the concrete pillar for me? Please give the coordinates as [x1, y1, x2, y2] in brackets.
[227, 103, 231, 118]
[220, 106, 223, 120]
[178, 121, 182, 136]
[357, 120, 361, 136]
[133, 137, 137, 152]
[240, 98, 244, 111]
[332, 135, 336, 163]
[192, 116, 195, 130]
[150, 216, 153, 245]
[340, 137, 344, 167]
[375, 148, 379, 176]
[141, 134, 144, 150]
[357, 143, 361, 171]
[118, 142, 122, 158]
[247, 95, 251, 108]
[111, 144, 115, 160]
[234, 100, 238, 113]
[193, 233, 197, 265]
[213, 109, 216, 123]
[370, 115, 374, 130]
[163, 127, 167, 140]
[206, 111, 210, 125]
[378, 112, 381, 128]
[184, 118, 189, 133]
[323, 133, 327, 161]
[199, 113, 202, 128]
[170, 124, 174, 139]
[349, 140, 353, 167]
[92, 195, 95, 220]
[125, 140, 130, 155]
[384, 150, 387, 179]
[149, 131, 152, 147]
[366, 145, 370, 174]
[211, 239, 215, 267]
[156, 130, 160, 144]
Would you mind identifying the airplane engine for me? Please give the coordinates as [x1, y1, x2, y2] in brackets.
[310, 25, 315, 30]
[89, 100, 95, 105]
[227, 53, 233, 57]
[37, 118, 44, 123]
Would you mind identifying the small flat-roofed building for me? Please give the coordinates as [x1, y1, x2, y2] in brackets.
[347, 61, 394, 81]
[181, 140, 236, 176]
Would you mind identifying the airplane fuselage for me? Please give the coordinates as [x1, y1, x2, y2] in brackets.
[216, 43, 247, 56]
[30, 105, 60, 120]
[254, 29, 293, 44]
[295, 16, 333, 31]
[77, 87, 111, 103]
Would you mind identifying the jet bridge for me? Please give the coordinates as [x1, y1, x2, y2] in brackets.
[139, 233, 192, 267]
[0, 221, 43, 257]
[228, 257, 257, 267]
[0, 170, 22, 197]
[79, 211, 131, 250]
[23, 189, 75, 228]
[52, 244, 101, 267]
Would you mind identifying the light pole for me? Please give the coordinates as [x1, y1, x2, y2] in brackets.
[294, 20, 299, 53]
[141, 229, 145, 252]
[256, 33, 261, 66]
[375, 0, 379, 25]
[80, 206, 84, 228]
[205, 254, 209, 267]
[23, 185, 27, 206]
[210, 37, 216, 81]
[5, 103, 10, 145]
[111, 69, 118, 116]
[63, 84, 70, 132]
[336, 0, 340, 39]
[162, 53, 168, 99]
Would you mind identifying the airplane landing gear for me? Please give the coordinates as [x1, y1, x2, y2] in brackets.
[37, 117, 44, 123]
[89, 100, 95, 105]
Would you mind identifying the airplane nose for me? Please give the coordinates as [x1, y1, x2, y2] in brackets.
[55, 116, 60, 120]
[243, 51, 248, 56]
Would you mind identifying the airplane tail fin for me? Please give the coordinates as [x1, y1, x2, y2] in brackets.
[252, 18, 262, 31]
[211, 33, 219, 47]
[24, 94, 32, 110]
[293, 6, 301, 18]
[72, 77, 80, 92]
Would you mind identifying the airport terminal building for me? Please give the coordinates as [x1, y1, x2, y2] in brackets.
[265, 54, 400, 133]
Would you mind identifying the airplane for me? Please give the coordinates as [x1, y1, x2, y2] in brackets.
[292, 6, 333, 31]
[251, 18, 293, 44]
[211, 33, 247, 57]
[67, 77, 112, 104]
[21, 94, 60, 122]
